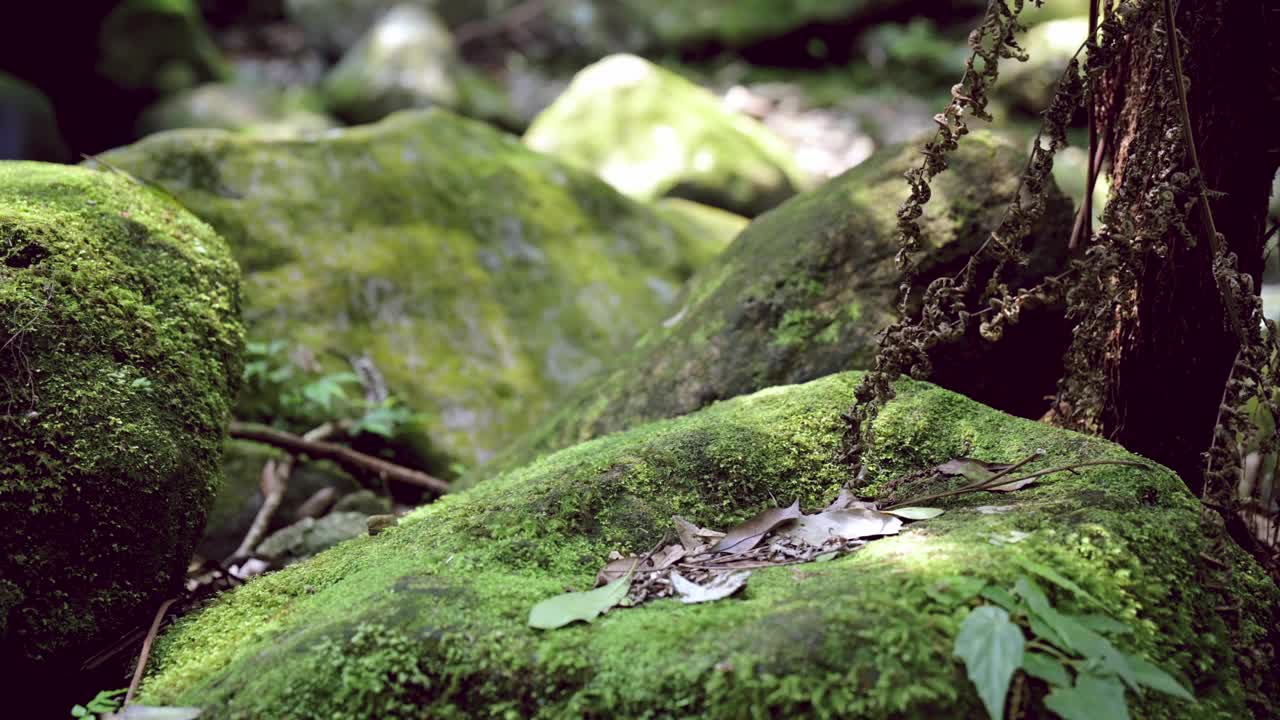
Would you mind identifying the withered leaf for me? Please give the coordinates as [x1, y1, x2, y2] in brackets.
[651, 543, 686, 570]
[673, 515, 723, 552]
[936, 457, 1015, 484]
[986, 477, 1035, 493]
[822, 487, 879, 512]
[596, 556, 641, 586]
[670, 571, 751, 604]
[711, 500, 804, 554]
[776, 508, 902, 546]
[885, 506, 946, 520]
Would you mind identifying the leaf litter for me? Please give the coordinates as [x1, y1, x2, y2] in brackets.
[528, 452, 1148, 629]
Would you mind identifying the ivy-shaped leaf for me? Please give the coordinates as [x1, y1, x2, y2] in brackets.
[954, 606, 1025, 720]
[1022, 651, 1071, 688]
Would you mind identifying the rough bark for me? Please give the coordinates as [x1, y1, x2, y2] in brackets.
[1093, 0, 1280, 491]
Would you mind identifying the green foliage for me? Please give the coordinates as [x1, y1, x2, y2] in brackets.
[240, 340, 427, 440]
[70, 688, 125, 719]
[527, 574, 632, 630]
[955, 573, 1195, 719]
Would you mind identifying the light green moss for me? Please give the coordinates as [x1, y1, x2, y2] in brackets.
[99, 109, 721, 467]
[524, 55, 810, 216]
[475, 130, 1072, 480]
[0, 161, 242, 669]
[138, 373, 1276, 717]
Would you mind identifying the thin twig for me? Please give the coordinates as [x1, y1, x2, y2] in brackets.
[886, 456, 1150, 509]
[228, 421, 449, 494]
[1161, 0, 1245, 344]
[1070, 0, 1102, 252]
[124, 596, 177, 705]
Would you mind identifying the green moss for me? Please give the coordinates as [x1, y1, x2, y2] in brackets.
[100, 108, 719, 467]
[524, 55, 810, 217]
[138, 373, 1276, 717]
[0, 161, 242, 669]
[475, 130, 1072, 480]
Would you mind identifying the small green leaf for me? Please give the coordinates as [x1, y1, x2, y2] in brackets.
[1021, 651, 1071, 687]
[1044, 672, 1130, 720]
[1126, 653, 1195, 702]
[529, 574, 631, 630]
[71, 706, 90, 718]
[979, 585, 1019, 613]
[954, 605, 1025, 720]
[926, 576, 987, 606]
[885, 506, 945, 520]
[1075, 613, 1133, 635]
[1014, 557, 1103, 608]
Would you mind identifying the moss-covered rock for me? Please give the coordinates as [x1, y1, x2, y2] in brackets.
[482, 130, 1072, 478]
[99, 108, 725, 467]
[0, 71, 70, 162]
[137, 83, 338, 138]
[0, 162, 242, 674]
[98, 0, 230, 95]
[525, 55, 809, 216]
[321, 5, 461, 125]
[136, 373, 1277, 717]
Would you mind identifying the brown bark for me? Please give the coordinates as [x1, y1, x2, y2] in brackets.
[1095, 0, 1280, 491]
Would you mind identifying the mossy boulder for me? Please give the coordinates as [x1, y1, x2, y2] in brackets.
[98, 0, 230, 95]
[137, 83, 338, 138]
[0, 163, 242, 674]
[99, 108, 726, 467]
[524, 55, 809, 216]
[136, 373, 1277, 717]
[482, 130, 1073, 478]
[0, 71, 70, 162]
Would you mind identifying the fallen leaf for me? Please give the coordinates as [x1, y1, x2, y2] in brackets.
[987, 478, 1035, 493]
[937, 457, 1015, 484]
[822, 488, 879, 512]
[651, 543, 686, 570]
[673, 515, 724, 552]
[775, 508, 902, 546]
[987, 530, 1030, 545]
[595, 556, 641, 586]
[670, 571, 751, 603]
[711, 501, 804, 554]
[529, 574, 631, 630]
[974, 505, 1014, 514]
[885, 506, 945, 520]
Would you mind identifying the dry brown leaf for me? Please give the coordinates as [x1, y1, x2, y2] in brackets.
[822, 487, 880, 512]
[936, 457, 1015, 484]
[651, 544, 686, 570]
[711, 500, 804, 554]
[775, 508, 902, 546]
[673, 515, 723, 552]
[670, 571, 751, 604]
[986, 477, 1036, 493]
[595, 556, 641, 586]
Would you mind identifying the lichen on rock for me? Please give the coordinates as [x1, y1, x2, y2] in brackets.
[480, 130, 1073, 479]
[99, 108, 725, 468]
[524, 54, 810, 216]
[0, 161, 242, 673]
[135, 373, 1277, 718]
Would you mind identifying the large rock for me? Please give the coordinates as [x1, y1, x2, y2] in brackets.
[98, 0, 230, 95]
[321, 5, 461, 125]
[0, 72, 70, 162]
[0, 163, 242, 678]
[138, 83, 338, 138]
[100, 109, 728, 467]
[525, 55, 809, 216]
[483, 130, 1073, 477]
[133, 373, 1277, 717]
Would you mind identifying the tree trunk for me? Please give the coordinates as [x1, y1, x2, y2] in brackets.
[1091, 0, 1279, 491]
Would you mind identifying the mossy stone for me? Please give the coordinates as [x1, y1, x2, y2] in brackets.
[525, 55, 810, 216]
[480, 130, 1073, 479]
[136, 373, 1277, 717]
[0, 161, 243, 673]
[99, 108, 724, 467]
